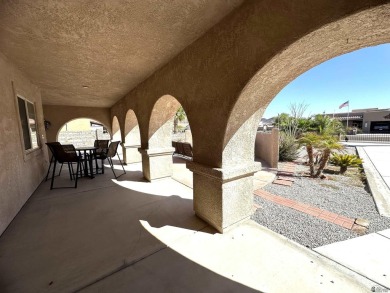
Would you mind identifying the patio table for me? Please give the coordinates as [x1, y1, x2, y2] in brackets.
[75, 147, 97, 178]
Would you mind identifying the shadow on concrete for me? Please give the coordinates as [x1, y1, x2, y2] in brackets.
[0, 163, 261, 292]
[78, 244, 262, 293]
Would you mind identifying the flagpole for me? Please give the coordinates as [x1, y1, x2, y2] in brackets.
[346, 103, 350, 130]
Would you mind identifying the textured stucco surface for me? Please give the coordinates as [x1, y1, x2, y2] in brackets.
[363, 110, 390, 133]
[109, 1, 390, 231]
[43, 105, 111, 143]
[124, 110, 140, 142]
[52, 0, 390, 231]
[0, 0, 243, 107]
[124, 110, 141, 163]
[110, 1, 390, 169]
[2, 0, 390, 233]
[139, 148, 175, 181]
[148, 95, 180, 149]
[255, 128, 279, 168]
[188, 161, 261, 231]
[0, 52, 47, 235]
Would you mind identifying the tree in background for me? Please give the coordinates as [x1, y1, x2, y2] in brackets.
[273, 102, 346, 166]
[275, 102, 309, 138]
[173, 106, 187, 133]
[309, 114, 345, 135]
[277, 102, 308, 161]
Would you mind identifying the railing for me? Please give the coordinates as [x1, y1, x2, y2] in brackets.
[340, 133, 390, 143]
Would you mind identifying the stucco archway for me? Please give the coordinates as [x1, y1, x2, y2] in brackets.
[188, 4, 390, 233]
[111, 115, 124, 158]
[56, 117, 111, 147]
[43, 105, 111, 143]
[124, 109, 142, 164]
[139, 95, 182, 181]
[112, 116, 121, 141]
[149, 95, 181, 148]
[223, 5, 390, 168]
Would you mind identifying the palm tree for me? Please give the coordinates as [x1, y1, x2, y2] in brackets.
[314, 135, 343, 178]
[299, 133, 342, 178]
[310, 114, 345, 135]
[298, 133, 321, 177]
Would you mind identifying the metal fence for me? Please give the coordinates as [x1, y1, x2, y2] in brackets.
[340, 133, 390, 143]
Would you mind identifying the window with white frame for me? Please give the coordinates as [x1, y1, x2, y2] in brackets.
[17, 96, 39, 151]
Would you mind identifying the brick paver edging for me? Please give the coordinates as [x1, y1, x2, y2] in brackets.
[254, 189, 355, 229]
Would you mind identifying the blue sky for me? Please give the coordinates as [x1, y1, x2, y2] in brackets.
[263, 43, 390, 118]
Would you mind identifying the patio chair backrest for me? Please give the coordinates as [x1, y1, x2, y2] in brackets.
[46, 142, 79, 163]
[62, 144, 77, 154]
[106, 141, 120, 158]
[177, 142, 184, 155]
[94, 139, 109, 148]
[172, 141, 177, 154]
[94, 140, 110, 155]
[182, 143, 193, 157]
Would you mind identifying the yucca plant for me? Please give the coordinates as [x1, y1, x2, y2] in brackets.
[330, 153, 363, 174]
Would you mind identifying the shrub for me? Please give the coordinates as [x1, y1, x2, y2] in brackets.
[329, 153, 363, 174]
[279, 133, 299, 161]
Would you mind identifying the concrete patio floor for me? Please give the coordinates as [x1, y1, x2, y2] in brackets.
[0, 161, 383, 292]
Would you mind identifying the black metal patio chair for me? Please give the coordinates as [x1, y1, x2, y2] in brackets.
[46, 142, 84, 189]
[95, 141, 126, 179]
[45, 144, 83, 181]
[94, 139, 110, 174]
[182, 142, 193, 158]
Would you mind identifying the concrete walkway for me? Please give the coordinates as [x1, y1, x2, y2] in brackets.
[309, 146, 390, 291]
[315, 229, 390, 289]
[356, 146, 390, 217]
[0, 162, 383, 292]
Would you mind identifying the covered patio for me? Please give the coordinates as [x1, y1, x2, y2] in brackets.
[1, 1, 390, 291]
[0, 162, 377, 292]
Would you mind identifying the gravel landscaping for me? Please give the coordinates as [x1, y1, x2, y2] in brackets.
[251, 152, 390, 249]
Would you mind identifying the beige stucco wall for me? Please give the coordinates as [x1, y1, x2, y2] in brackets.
[111, 1, 390, 169]
[363, 110, 390, 133]
[1, 1, 389, 233]
[109, 2, 390, 231]
[0, 52, 48, 235]
[255, 129, 279, 168]
[43, 105, 111, 143]
[61, 118, 91, 131]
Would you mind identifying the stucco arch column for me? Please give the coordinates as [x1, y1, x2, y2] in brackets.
[124, 110, 142, 164]
[139, 95, 179, 181]
[186, 109, 262, 233]
[111, 116, 126, 159]
[188, 3, 390, 233]
[109, 1, 390, 232]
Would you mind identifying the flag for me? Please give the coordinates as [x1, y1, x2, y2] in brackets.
[339, 101, 349, 109]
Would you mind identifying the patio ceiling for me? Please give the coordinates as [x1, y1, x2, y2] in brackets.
[0, 0, 243, 107]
